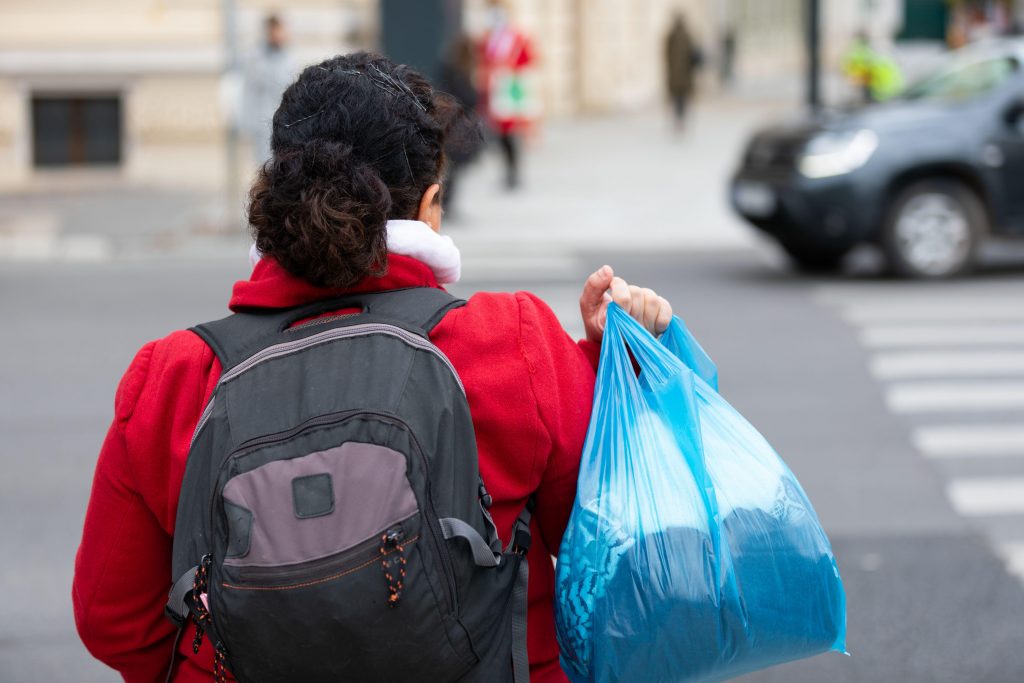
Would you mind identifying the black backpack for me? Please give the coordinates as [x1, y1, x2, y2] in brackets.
[165, 288, 532, 683]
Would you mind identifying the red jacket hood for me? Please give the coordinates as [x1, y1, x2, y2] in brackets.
[229, 254, 443, 312]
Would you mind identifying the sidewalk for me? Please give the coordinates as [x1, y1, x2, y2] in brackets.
[0, 90, 796, 271]
[450, 94, 792, 261]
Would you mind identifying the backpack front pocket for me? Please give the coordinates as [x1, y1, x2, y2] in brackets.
[221, 515, 418, 591]
[209, 439, 477, 682]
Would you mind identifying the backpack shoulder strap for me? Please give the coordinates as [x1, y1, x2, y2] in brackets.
[357, 287, 466, 333]
[190, 310, 280, 373]
[191, 287, 465, 371]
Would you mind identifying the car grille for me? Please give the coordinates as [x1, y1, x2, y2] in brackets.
[745, 137, 806, 170]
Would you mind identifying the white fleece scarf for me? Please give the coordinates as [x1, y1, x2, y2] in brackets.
[249, 219, 461, 285]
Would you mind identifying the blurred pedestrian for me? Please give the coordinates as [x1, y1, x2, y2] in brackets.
[241, 13, 295, 164]
[665, 14, 700, 133]
[72, 51, 674, 683]
[719, 25, 737, 88]
[480, 0, 537, 190]
[842, 32, 903, 104]
[439, 33, 483, 215]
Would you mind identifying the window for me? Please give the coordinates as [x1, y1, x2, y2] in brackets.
[31, 95, 122, 168]
[898, 0, 949, 41]
[903, 55, 1021, 102]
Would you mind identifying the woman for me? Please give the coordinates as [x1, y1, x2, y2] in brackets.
[73, 53, 672, 682]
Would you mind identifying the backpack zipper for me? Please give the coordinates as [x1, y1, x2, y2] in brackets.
[189, 323, 465, 449]
[210, 410, 460, 613]
[225, 520, 416, 587]
[222, 323, 463, 391]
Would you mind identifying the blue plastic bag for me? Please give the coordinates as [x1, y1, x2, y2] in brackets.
[554, 304, 847, 683]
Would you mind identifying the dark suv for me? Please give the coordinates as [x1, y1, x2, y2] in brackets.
[731, 39, 1024, 278]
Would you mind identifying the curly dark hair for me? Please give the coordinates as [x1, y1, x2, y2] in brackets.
[248, 52, 473, 288]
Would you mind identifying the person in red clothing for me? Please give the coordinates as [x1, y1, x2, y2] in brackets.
[73, 52, 672, 682]
[480, 0, 537, 189]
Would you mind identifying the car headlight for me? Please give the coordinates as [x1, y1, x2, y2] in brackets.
[798, 129, 878, 179]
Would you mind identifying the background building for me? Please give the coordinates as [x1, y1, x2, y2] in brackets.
[0, 0, 1000, 192]
[0, 0, 373, 191]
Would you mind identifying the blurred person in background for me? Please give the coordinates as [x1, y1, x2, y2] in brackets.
[719, 25, 737, 88]
[480, 0, 536, 190]
[665, 13, 701, 133]
[439, 33, 484, 216]
[948, 2, 1022, 47]
[242, 13, 296, 164]
[72, 51, 674, 683]
[841, 31, 904, 104]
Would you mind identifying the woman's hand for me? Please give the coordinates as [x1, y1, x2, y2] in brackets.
[580, 265, 673, 344]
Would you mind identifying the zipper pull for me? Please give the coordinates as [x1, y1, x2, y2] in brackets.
[380, 526, 408, 608]
[212, 642, 228, 683]
[190, 554, 213, 654]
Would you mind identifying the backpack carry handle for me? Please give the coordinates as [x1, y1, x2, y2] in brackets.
[193, 288, 465, 372]
[273, 296, 369, 332]
[278, 288, 464, 334]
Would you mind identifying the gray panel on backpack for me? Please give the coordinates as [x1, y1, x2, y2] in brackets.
[166, 288, 531, 683]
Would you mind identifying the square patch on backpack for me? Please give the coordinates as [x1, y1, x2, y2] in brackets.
[292, 473, 335, 519]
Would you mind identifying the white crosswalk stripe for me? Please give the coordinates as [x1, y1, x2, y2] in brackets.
[886, 381, 1024, 413]
[870, 351, 1024, 379]
[947, 477, 1024, 516]
[860, 324, 1024, 348]
[913, 424, 1024, 458]
[1001, 542, 1024, 581]
[841, 302, 1024, 324]
[818, 283, 1024, 585]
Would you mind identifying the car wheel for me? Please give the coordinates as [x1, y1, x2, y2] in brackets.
[881, 180, 984, 279]
[778, 241, 850, 273]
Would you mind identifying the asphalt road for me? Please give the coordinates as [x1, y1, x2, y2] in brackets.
[3, 248, 1024, 682]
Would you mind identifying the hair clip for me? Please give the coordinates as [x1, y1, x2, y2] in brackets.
[344, 65, 429, 114]
[281, 105, 326, 129]
[281, 64, 428, 129]
[370, 65, 429, 112]
[280, 73, 320, 127]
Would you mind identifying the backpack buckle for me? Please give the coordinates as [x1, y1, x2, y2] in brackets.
[165, 562, 202, 628]
[510, 519, 531, 555]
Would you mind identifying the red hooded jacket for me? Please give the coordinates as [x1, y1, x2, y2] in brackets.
[73, 254, 598, 682]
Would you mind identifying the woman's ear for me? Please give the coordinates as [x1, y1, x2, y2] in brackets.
[417, 183, 443, 233]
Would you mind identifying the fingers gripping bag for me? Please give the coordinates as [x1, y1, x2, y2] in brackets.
[554, 304, 847, 683]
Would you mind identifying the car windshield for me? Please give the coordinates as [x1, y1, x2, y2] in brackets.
[902, 53, 1021, 102]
